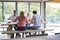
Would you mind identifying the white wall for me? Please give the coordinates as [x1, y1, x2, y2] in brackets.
[0, 0, 49, 2]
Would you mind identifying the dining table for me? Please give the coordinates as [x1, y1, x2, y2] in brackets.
[1, 22, 18, 31]
[1, 22, 18, 38]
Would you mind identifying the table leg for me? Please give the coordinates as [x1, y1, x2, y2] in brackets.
[41, 31, 45, 35]
[8, 25, 14, 38]
[10, 33, 14, 38]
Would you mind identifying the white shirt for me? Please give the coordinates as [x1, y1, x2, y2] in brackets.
[9, 15, 17, 22]
[32, 14, 40, 26]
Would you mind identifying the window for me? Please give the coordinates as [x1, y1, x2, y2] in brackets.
[18, 2, 29, 16]
[46, 2, 60, 23]
[46, 2, 60, 33]
[4, 2, 15, 20]
[30, 3, 40, 16]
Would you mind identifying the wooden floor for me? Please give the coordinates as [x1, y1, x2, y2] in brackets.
[0, 34, 60, 40]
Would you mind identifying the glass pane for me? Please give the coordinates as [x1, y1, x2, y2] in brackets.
[30, 3, 40, 16]
[0, 2, 2, 22]
[46, 2, 60, 23]
[46, 2, 60, 34]
[18, 2, 29, 16]
[4, 2, 15, 20]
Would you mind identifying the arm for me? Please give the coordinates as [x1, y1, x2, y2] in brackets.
[31, 16, 34, 23]
[14, 17, 19, 23]
[40, 17, 48, 24]
[25, 17, 28, 23]
[8, 16, 12, 20]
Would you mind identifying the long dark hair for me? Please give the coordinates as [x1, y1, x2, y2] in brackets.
[20, 11, 25, 21]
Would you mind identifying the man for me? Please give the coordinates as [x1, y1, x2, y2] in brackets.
[28, 10, 41, 35]
[8, 10, 17, 38]
[31, 10, 41, 30]
[8, 10, 17, 22]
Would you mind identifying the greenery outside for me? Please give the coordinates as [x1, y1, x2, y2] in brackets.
[0, 2, 60, 23]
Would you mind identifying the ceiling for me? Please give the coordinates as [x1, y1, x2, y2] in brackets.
[49, 0, 60, 2]
[0, 0, 60, 2]
[0, 0, 49, 2]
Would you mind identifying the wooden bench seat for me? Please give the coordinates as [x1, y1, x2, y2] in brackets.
[2, 29, 54, 33]
[2, 29, 54, 38]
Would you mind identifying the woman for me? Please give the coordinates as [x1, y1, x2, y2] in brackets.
[26, 12, 31, 29]
[15, 11, 27, 37]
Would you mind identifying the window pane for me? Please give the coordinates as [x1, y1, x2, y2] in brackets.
[4, 2, 15, 20]
[18, 2, 29, 16]
[0, 2, 2, 22]
[46, 2, 60, 23]
[46, 2, 60, 34]
[30, 3, 40, 16]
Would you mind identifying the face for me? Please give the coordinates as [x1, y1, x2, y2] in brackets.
[14, 12, 16, 16]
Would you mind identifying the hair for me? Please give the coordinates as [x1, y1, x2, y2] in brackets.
[33, 10, 37, 14]
[14, 10, 16, 13]
[20, 11, 25, 21]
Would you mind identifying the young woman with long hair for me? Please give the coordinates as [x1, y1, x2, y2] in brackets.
[15, 11, 27, 37]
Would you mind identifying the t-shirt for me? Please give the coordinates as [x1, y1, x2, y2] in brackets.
[16, 16, 27, 27]
[32, 14, 40, 26]
[9, 15, 17, 22]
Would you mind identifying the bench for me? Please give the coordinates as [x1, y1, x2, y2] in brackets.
[0, 25, 8, 31]
[2, 29, 54, 38]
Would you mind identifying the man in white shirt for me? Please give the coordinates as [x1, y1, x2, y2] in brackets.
[8, 10, 18, 38]
[8, 10, 17, 22]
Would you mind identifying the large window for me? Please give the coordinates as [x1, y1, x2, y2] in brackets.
[30, 3, 40, 16]
[46, 2, 60, 23]
[18, 2, 29, 16]
[0, 2, 2, 22]
[0, 2, 41, 22]
[4, 2, 15, 20]
[46, 2, 60, 33]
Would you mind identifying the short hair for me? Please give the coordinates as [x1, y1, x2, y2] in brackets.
[14, 10, 16, 13]
[33, 10, 37, 14]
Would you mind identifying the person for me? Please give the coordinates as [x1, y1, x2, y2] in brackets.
[8, 10, 17, 22]
[26, 12, 31, 22]
[26, 12, 31, 29]
[8, 10, 17, 30]
[7, 10, 17, 38]
[31, 10, 40, 29]
[15, 11, 27, 37]
[28, 10, 41, 35]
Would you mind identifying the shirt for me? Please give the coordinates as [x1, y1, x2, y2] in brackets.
[9, 15, 17, 22]
[32, 14, 40, 26]
[16, 16, 27, 27]
[27, 16, 31, 23]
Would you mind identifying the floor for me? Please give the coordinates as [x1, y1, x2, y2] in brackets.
[0, 26, 60, 40]
[0, 34, 60, 40]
